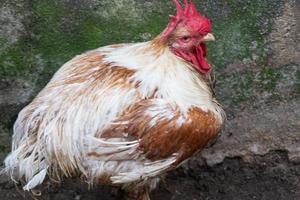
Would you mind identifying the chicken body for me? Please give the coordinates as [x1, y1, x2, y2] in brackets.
[4, 40, 224, 199]
[3, 1, 225, 199]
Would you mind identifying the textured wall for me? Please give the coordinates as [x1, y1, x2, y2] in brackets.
[0, 0, 299, 199]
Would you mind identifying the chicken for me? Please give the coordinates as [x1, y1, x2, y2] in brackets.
[3, 0, 225, 199]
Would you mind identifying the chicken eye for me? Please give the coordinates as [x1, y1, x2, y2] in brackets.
[181, 36, 191, 42]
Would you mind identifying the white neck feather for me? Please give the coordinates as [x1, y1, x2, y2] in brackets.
[102, 42, 223, 121]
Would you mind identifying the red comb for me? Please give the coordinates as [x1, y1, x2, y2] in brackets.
[163, 0, 211, 38]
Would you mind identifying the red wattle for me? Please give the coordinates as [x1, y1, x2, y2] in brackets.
[171, 44, 211, 74]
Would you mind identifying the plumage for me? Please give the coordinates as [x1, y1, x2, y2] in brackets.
[3, 1, 225, 199]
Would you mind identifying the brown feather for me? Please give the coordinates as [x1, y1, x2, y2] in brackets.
[100, 99, 222, 165]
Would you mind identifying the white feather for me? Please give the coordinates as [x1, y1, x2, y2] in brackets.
[104, 42, 224, 121]
[23, 168, 47, 191]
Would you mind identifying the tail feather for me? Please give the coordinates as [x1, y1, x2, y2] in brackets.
[3, 150, 49, 189]
[23, 168, 48, 191]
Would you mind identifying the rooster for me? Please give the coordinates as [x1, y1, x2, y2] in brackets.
[3, 0, 225, 199]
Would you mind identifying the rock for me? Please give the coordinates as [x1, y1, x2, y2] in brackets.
[0, 3, 26, 53]
[267, 0, 300, 67]
[201, 100, 300, 166]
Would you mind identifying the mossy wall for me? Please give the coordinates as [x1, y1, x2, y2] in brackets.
[0, 0, 292, 82]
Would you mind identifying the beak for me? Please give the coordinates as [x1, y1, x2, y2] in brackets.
[203, 33, 215, 42]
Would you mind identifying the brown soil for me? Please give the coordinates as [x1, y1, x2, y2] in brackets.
[1, 151, 299, 200]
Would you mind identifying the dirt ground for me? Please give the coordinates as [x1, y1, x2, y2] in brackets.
[1, 151, 299, 200]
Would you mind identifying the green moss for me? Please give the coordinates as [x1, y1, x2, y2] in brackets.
[0, 42, 36, 79]
[225, 72, 255, 103]
[208, 21, 252, 67]
[203, 0, 280, 68]
[0, 0, 283, 83]
[0, 37, 6, 48]
[259, 67, 281, 91]
[0, 145, 6, 152]
[295, 84, 300, 95]
[216, 65, 300, 107]
[32, 1, 82, 60]
[296, 70, 300, 81]
[27, 0, 172, 86]
[295, 70, 300, 97]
